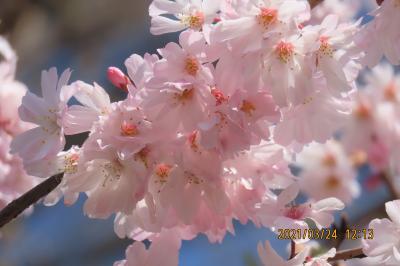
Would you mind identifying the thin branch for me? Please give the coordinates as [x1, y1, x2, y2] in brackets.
[308, 0, 324, 9]
[0, 173, 64, 228]
[328, 247, 365, 262]
[333, 214, 349, 249]
[380, 171, 400, 199]
[289, 241, 296, 259]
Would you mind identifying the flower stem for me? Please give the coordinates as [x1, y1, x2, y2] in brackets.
[0, 173, 64, 228]
[290, 240, 296, 259]
[308, 0, 324, 9]
[328, 247, 365, 262]
[380, 171, 400, 199]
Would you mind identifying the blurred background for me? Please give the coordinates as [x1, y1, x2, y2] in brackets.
[0, 0, 392, 265]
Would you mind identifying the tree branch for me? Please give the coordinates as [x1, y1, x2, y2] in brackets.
[328, 247, 365, 262]
[308, 0, 324, 9]
[0, 173, 64, 228]
[380, 171, 400, 199]
[333, 214, 349, 249]
[289, 241, 296, 259]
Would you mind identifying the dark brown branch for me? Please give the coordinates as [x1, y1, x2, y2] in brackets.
[380, 171, 400, 199]
[333, 214, 349, 249]
[289, 241, 296, 259]
[308, 0, 324, 9]
[328, 247, 365, 262]
[0, 173, 64, 228]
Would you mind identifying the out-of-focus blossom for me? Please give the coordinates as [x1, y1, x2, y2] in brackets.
[309, 0, 363, 24]
[342, 63, 400, 172]
[0, 36, 39, 211]
[357, 0, 400, 67]
[296, 140, 360, 204]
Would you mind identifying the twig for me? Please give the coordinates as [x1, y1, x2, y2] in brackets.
[380, 171, 400, 199]
[308, 0, 324, 9]
[328, 247, 365, 262]
[289, 241, 296, 259]
[0, 173, 64, 228]
[333, 214, 349, 249]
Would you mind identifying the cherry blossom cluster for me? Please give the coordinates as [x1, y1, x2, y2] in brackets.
[0, 37, 38, 213]
[4, 0, 400, 265]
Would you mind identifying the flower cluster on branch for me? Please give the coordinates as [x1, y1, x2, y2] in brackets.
[1, 0, 400, 265]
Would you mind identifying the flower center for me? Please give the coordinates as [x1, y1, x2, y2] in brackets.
[302, 96, 313, 105]
[257, 8, 278, 29]
[120, 121, 139, 136]
[350, 150, 367, 166]
[275, 41, 294, 63]
[182, 11, 205, 30]
[319, 36, 334, 57]
[284, 205, 305, 220]
[185, 171, 204, 185]
[354, 102, 371, 120]
[211, 88, 228, 105]
[240, 100, 256, 116]
[134, 147, 150, 168]
[174, 88, 195, 104]
[64, 153, 79, 174]
[155, 163, 172, 184]
[384, 82, 397, 102]
[325, 175, 341, 189]
[101, 160, 123, 187]
[188, 131, 199, 151]
[322, 153, 336, 167]
[184, 57, 200, 76]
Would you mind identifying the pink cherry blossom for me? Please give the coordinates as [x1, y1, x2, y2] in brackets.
[62, 81, 111, 135]
[151, 31, 213, 85]
[258, 184, 345, 241]
[125, 53, 159, 93]
[296, 140, 360, 203]
[149, 0, 222, 35]
[0, 37, 39, 212]
[303, 14, 362, 94]
[357, 0, 400, 67]
[0, 132, 39, 210]
[115, 230, 181, 266]
[211, 0, 310, 53]
[65, 140, 148, 219]
[274, 89, 351, 146]
[308, 0, 362, 24]
[341, 63, 400, 171]
[363, 200, 400, 265]
[6, 1, 400, 265]
[258, 240, 309, 266]
[0, 36, 32, 136]
[10, 68, 72, 167]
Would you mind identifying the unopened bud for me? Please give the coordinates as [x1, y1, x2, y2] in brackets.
[107, 67, 131, 91]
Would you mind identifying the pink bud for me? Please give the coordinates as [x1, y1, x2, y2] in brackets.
[107, 67, 131, 91]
